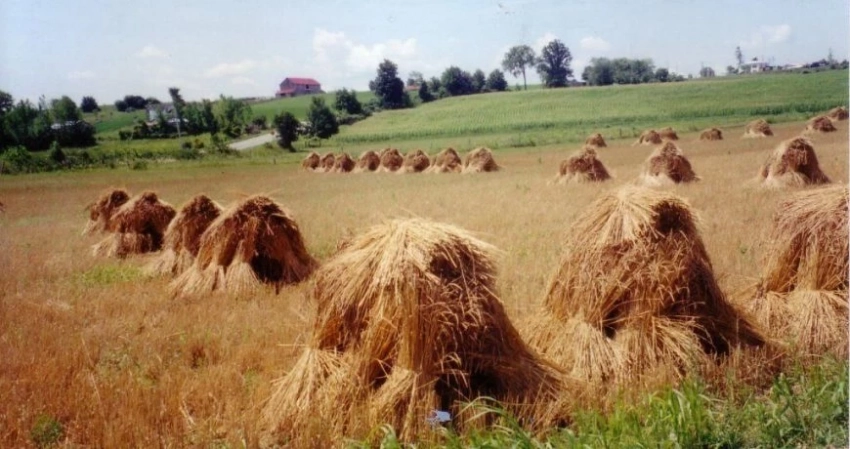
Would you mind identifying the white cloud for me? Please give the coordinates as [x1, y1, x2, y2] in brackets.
[580, 36, 611, 52]
[231, 76, 257, 86]
[740, 24, 792, 49]
[311, 28, 425, 89]
[534, 32, 559, 53]
[204, 59, 258, 78]
[136, 45, 167, 58]
[67, 70, 95, 80]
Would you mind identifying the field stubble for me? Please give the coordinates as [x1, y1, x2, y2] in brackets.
[0, 120, 847, 446]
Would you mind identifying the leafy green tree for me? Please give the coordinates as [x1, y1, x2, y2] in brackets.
[536, 39, 572, 87]
[0, 90, 15, 115]
[372, 59, 409, 109]
[80, 96, 99, 113]
[502, 45, 536, 90]
[582, 58, 614, 85]
[654, 67, 670, 82]
[0, 90, 13, 150]
[4, 100, 52, 150]
[306, 97, 339, 139]
[485, 69, 508, 91]
[51, 96, 81, 122]
[699, 66, 716, 78]
[273, 112, 299, 151]
[48, 141, 66, 164]
[428, 76, 442, 94]
[123, 95, 147, 110]
[334, 88, 363, 115]
[146, 97, 161, 105]
[114, 99, 129, 112]
[441, 66, 475, 96]
[726, 65, 738, 75]
[418, 81, 434, 103]
[215, 95, 252, 137]
[200, 99, 218, 134]
[471, 69, 487, 92]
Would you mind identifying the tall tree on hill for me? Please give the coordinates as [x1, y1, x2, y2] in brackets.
[472, 69, 487, 92]
[502, 45, 536, 90]
[699, 66, 716, 78]
[486, 69, 508, 91]
[441, 66, 475, 96]
[306, 97, 339, 139]
[273, 111, 299, 151]
[372, 59, 409, 109]
[735, 46, 744, 70]
[536, 39, 572, 87]
[334, 88, 363, 115]
[51, 96, 81, 122]
[418, 82, 434, 103]
[80, 96, 100, 113]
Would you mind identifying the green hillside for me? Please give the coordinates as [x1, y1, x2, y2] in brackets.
[334, 71, 848, 146]
[250, 90, 376, 122]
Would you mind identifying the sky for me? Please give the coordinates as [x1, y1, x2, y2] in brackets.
[1, 0, 848, 103]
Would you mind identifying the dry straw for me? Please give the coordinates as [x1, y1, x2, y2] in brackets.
[378, 148, 404, 172]
[399, 149, 431, 173]
[426, 148, 463, 173]
[553, 145, 611, 184]
[639, 141, 699, 185]
[354, 150, 381, 172]
[738, 185, 848, 357]
[699, 128, 723, 141]
[171, 195, 316, 296]
[658, 127, 679, 141]
[827, 106, 848, 121]
[92, 191, 176, 258]
[525, 187, 764, 385]
[301, 152, 320, 171]
[585, 133, 607, 147]
[83, 189, 130, 235]
[332, 152, 355, 173]
[743, 119, 774, 138]
[462, 147, 500, 173]
[264, 218, 571, 444]
[757, 137, 831, 188]
[145, 194, 222, 277]
[317, 152, 336, 173]
[634, 130, 662, 146]
[805, 115, 837, 133]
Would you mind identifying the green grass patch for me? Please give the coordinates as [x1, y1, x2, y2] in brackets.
[362, 357, 848, 448]
[77, 263, 144, 287]
[249, 90, 376, 122]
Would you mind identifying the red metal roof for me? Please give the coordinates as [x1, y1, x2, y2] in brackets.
[284, 77, 320, 86]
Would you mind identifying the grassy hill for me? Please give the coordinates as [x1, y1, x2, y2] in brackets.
[250, 90, 376, 122]
[333, 70, 848, 147]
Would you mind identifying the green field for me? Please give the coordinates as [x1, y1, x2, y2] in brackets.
[331, 70, 848, 147]
[249, 90, 377, 122]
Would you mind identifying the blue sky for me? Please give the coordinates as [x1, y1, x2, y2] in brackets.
[1, 0, 847, 103]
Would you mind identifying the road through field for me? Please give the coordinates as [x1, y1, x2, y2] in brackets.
[229, 132, 274, 150]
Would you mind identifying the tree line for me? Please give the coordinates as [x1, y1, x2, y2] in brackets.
[0, 91, 96, 152]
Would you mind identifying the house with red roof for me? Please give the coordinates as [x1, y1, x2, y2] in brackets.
[275, 77, 323, 97]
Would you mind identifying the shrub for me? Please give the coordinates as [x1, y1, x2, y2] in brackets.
[30, 414, 64, 448]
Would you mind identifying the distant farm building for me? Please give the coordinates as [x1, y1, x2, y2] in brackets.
[276, 77, 323, 97]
